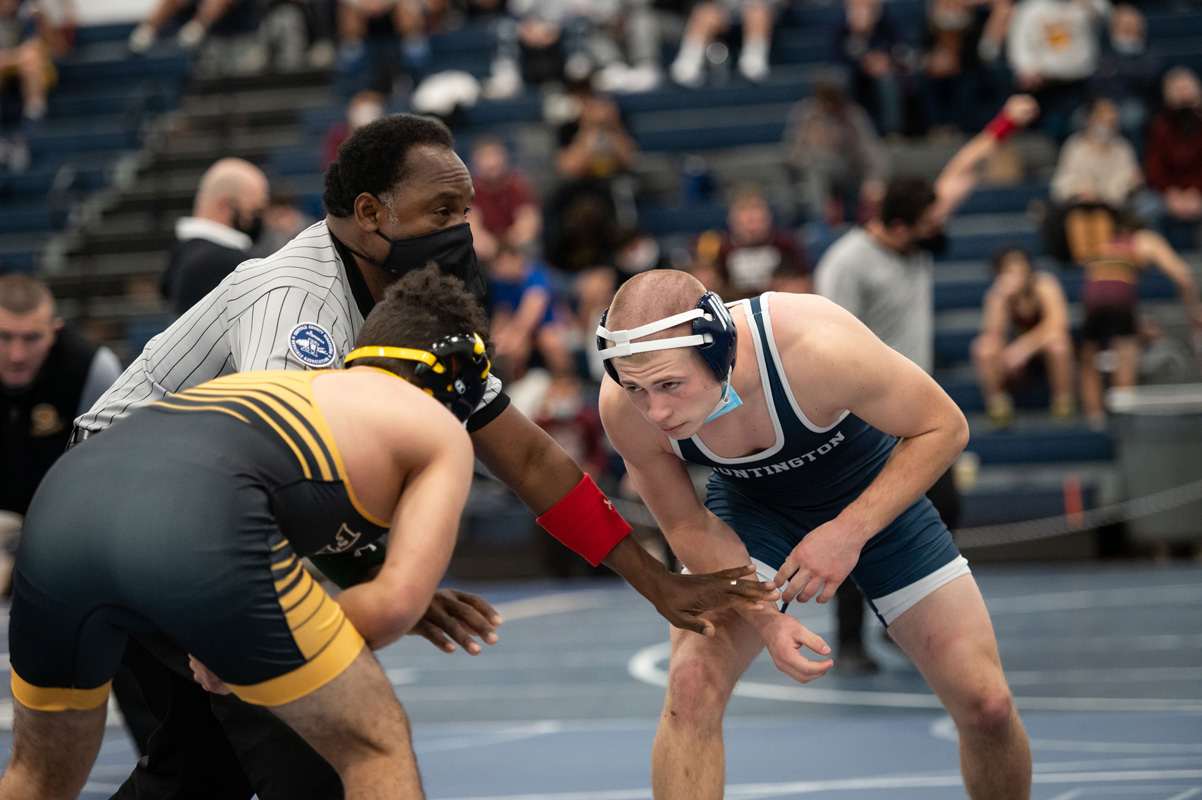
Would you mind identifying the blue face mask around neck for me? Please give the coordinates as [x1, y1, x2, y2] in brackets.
[704, 382, 743, 423]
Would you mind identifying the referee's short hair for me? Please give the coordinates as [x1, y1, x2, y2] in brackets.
[352, 263, 492, 378]
[322, 113, 455, 218]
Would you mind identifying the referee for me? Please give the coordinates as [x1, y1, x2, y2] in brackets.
[77, 114, 775, 799]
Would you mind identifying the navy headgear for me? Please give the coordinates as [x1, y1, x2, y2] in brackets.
[596, 291, 737, 384]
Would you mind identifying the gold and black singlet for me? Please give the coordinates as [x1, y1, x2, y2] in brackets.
[10, 369, 393, 711]
[149, 370, 391, 558]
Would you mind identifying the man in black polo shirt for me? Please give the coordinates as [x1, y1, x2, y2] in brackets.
[160, 157, 271, 315]
[0, 273, 122, 585]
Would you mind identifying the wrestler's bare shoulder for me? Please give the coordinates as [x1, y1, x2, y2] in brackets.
[762, 292, 866, 357]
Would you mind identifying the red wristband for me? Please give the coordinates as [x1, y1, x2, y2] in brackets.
[985, 111, 1018, 141]
[536, 475, 632, 566]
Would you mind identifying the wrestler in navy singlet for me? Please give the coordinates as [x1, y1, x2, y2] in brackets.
[672, 293, 963, 618]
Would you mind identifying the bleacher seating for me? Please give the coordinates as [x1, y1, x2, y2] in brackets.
[0, 23, 189, 278]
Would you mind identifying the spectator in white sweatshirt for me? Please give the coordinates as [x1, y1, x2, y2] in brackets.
[1007, 0, 1110, 140]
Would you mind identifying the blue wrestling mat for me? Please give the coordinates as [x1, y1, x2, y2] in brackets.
[3, 562, 1201, 799]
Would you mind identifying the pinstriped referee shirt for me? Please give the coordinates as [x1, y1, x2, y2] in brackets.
[77, 219, 503, 432]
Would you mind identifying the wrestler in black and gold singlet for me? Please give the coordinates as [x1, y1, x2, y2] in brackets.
[10, 371, 393, 712]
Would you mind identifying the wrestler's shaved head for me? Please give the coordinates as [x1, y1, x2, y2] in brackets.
[605, 270, 707, 344]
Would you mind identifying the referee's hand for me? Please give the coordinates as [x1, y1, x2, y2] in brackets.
[408, 588, 503, 655]
[657, 565, 780, 637]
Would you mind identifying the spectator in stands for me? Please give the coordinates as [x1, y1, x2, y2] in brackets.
[693, 184, 812, 299]
[250, 191, 316, 256]
[1005, 0, 1110, 142]
[296, 0, 338, 67]
[1078, 209, 1202, 427]
[31, 0, 76, 59]
[484, 0, 628, 98]
[594, 0, 688, 94]
[160, 158, 270, 315]
[336, 0, 431, 93]
[253, 0, 316, 71]
[532, 373, 607, 482]
[487, 240, 572, 382]
[321, 88, 385, 170]
[668, 0, 776, 87]
[545, 84, 637, 274]
[971, 246, 1075, 428]
[0, 0, 54, 172]
[0, 273, 121, 594]
[0, 273, 122, 517]
[1089, 4, 1162, 152]
[1143, 67, 1202, 247]
[613, 225, 669, 281]
[816, 94, 1039, 671]
[468, 136, 542, 264]
[128, 0, 245, 53]
[831, 0, 911, 137]
[1048, 97, 1143, 262]
[783, 78, 889, 228]
[976, 0, 1013, 65]
[917, 0, 991, 135]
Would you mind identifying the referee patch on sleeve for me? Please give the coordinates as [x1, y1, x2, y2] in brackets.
[288, 323, 337, 367]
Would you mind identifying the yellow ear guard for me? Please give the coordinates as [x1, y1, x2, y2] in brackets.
[345, 333, 490, 423]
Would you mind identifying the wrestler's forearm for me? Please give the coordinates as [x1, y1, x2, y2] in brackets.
[333, 581, 426, 651]
[661, 512, 755, 576]
[836, 427, 966, 541]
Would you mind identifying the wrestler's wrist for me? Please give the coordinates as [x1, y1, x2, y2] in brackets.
[984, 109, 1019, 141]
[738, 603, 784, 640]
[831, 509, 879, 548]
[602, 535, 670, 601]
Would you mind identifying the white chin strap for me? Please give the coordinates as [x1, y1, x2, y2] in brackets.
[596, 308, 712, 362]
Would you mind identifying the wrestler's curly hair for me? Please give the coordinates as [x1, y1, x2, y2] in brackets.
[352, 263, 493, 378]
[322, 114, 455, 218]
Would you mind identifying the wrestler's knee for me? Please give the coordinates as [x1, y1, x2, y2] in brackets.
[970, 334, 1001, 363]
[958, 684, 1017, 742]
[1045, 334, 1072, 361]
[664, 651, 734, 727]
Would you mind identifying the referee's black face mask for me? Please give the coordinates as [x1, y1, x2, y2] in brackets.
[374, 223, 487, 303]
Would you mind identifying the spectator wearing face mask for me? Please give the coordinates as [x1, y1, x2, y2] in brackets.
[160, 158, 271, 315]
[917, 0, 991, 136]
[1143, 67, 1202, 247]
[322, 89, 386, 170]
[1089, 4, 1162, 152]
[1047, 97, 1144, 262]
